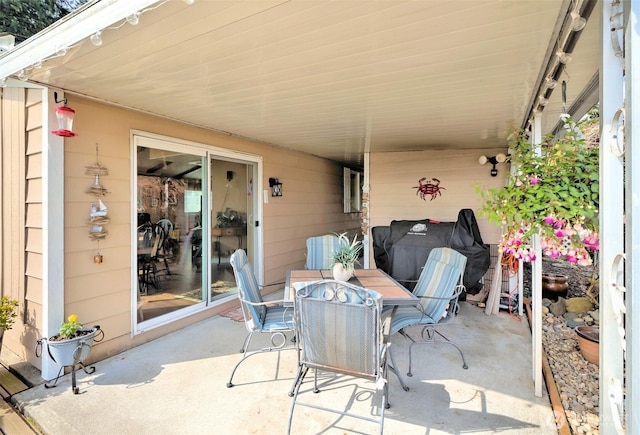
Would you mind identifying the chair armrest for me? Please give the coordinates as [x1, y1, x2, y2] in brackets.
[416, 284, 466, 303]
[240, 298, 287, 307]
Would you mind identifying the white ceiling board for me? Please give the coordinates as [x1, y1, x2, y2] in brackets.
[7, 0, 600, 166]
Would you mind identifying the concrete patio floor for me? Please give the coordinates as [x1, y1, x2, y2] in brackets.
[10, 301, 556, 434]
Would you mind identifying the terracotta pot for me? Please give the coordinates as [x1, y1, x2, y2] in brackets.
[542, 273, 569, 300]
[575, 325, 599, 366]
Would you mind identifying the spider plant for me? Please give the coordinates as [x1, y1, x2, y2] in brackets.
[330, 232, 363, 268]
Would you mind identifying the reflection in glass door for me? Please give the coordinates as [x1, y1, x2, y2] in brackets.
[136, 143, 206, 323]
[209, 159, 253, 302]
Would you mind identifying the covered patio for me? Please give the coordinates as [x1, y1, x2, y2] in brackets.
[0, 1, 637, 433]
[11, 300, 556, 434]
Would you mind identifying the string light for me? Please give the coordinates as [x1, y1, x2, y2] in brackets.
[545, 77, 557, 90]
[5, 0, 196, 82]
[556, 50, 572, 64]
[126, 13, 140, 26]
[90, 31, 103, 46]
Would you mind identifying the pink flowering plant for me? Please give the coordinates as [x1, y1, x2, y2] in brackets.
[478, 112, 599, 265]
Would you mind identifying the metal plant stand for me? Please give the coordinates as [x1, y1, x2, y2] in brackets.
[36, 326, 104, 394]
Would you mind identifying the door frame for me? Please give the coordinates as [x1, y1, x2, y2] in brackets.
[130, 130, 263, 334]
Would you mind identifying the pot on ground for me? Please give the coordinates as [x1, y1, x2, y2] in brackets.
[44, 326, 101, 367]
[542, 273, 569, 300]
[575, 325, 599, 366]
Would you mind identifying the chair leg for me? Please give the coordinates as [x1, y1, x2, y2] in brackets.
[380, 362, 389, 434]
[407, 327, 468, 377]
[387, 346, 409, 391]
[286, 366, 309, 435]
[227, 331, 296, 388]
[433, 329, 468, 370]
[226, 332, 254, 388]
[288, 364, 305, 397]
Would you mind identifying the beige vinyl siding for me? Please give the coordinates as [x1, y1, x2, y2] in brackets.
[1, 86, 41, 364]
[63, 96, 359, 360]
[369, 149, 507, 247]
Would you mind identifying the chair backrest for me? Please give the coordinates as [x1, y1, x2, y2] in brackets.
[150, 223, 167, 258]
[295, 280, 383, 378]
[413, 247, 467, 320]
[230, 249, 266, 329]
[157, 219, 174, 238]
[137, 223, 154, 249]
[305, 234, 342, 269]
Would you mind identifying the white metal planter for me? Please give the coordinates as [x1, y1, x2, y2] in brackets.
[37, 325, 103, 394]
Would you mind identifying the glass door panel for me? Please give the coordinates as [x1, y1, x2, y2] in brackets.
[209, 159, 253, 301]
[136, 145, 205, 323]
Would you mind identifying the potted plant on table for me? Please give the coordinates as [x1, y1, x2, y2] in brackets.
[330, 232, 363, 281]
[0, 296, 19, 351]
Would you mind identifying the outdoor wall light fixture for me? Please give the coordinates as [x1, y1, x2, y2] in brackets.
[51, 92, 77, 137]
[269, 178, 283, 197]
[478, 153, 507, 177]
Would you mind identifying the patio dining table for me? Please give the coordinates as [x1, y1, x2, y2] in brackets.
[284, 268, 417, 308]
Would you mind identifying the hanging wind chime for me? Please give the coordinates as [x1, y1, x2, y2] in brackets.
[86, 144, 109, 263]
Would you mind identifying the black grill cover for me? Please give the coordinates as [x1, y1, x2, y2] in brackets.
[372, 209, 490, 293]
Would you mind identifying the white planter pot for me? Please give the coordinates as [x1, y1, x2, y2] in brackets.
[45, 327, 99, 367]
[332, 263, 354, 281]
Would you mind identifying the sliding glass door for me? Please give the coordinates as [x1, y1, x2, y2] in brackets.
[133, 134, 261, 327]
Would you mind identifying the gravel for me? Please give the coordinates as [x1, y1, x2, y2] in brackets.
[523, 259, 600, 434]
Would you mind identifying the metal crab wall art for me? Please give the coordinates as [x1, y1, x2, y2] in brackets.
[413, 177, 445, 201]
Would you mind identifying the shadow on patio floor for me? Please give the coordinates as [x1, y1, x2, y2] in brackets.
[10, 302, 556, 434]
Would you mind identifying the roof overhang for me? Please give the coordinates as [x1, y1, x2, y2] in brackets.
[0, 0, 600, 166]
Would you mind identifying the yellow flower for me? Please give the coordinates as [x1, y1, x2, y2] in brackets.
[67, 314, 78, 323]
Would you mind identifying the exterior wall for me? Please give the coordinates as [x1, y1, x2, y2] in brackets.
[368, 149, 508, 255]
[62, 95, 359, 365]
[1, 86, 44, 366]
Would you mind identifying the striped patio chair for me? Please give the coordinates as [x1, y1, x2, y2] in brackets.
[287, 280, 389, 435]
[385, 247, 469, 376]
[304, 234, 341, 269]
[227, 249, 295, 388]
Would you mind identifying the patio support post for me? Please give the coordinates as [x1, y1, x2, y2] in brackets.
[599, 0, 626, 432]
[623, 0, 640, 431]
[530, 114, 543, 397]
[42, 89, 65, 381]
[363, 151, 370, 269]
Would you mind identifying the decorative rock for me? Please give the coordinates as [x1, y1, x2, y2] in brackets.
[566, 297, 595, 313]
[542, 305, 550, 314]
[543, 305, 599, 435]
[567, 318, 586, 329]
[550, 297, 567, 317]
